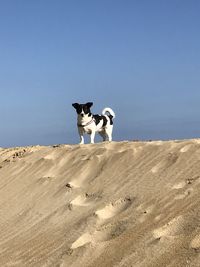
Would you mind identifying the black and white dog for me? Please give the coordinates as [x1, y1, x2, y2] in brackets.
[72, 102, 115, 144]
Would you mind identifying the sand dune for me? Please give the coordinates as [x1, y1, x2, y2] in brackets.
[0, 139, 200, 266]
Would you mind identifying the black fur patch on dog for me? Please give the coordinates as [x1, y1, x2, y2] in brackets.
[93, 115, 107, 127]
[109, 115, 113, 125]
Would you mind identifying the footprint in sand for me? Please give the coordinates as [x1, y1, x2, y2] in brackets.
[37, 176, 55, 185]
[71, 222, 126, 249]
[71, 233, 92, 249]
[151, 153, 179, 173]
[172, 181, 186, 189]
[70, 195, 91, 207]
[65, 179, 82, 189]
[151, 162, 164, 173]
[70, 197, 131, 250]
[138, 205, 154, 223]
[174, 188, 193, 200]
[172, 179, 195, 200]
[93, 223, 126, 242]
[171, 179, 194, 199]
[95, 197, 132, 220]
[70, 193, 98, 207]
[81, 149, 107, 160]
[69, 177, 131, 249]
[190, 233, 200, 249]
[66, 167, 93, 188]
[153, 215, 185, 239]
[180, 144, 191, 153]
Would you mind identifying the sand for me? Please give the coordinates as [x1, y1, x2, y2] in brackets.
[0, 139, 200, 266]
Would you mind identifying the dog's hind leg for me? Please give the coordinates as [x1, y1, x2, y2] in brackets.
[90, 131, 95, 144]
[99, 131, 107, 142]
[107, 133, 112, 142]
[105, 126, 113, 142]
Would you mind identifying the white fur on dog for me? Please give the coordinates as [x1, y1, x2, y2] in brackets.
[72, 103, 115, 144]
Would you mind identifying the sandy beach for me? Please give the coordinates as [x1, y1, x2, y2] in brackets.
[0, 139, 200, 266]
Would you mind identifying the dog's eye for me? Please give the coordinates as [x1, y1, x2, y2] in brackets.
[83, 106, 89, 114]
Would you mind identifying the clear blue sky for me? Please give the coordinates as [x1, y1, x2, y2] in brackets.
[0, 0, 200, 147]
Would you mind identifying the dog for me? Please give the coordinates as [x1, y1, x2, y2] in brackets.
[72, 102, 115, 144]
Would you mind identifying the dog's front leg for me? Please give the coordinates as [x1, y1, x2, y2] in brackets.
[80, 135, 84, 144]
[78, 128, 84, 144]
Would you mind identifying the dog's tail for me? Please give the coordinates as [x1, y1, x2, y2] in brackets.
[102, 107, 115, 119]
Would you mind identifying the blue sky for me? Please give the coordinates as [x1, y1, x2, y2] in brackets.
[0, 0, 200, 147]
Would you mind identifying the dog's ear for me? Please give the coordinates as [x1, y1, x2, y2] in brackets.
[72, 103, 79, 109]
[86, 102, 93, 108]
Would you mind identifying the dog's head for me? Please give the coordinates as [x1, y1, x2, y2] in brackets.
[72, 102, 93, 118]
